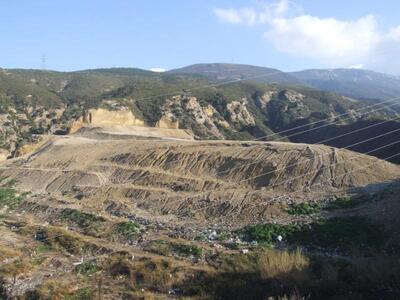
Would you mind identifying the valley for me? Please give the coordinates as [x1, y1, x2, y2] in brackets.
[0, 63, 399, 299]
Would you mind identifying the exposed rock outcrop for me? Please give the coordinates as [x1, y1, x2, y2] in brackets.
[226, 98, 255, 127]
[80, 108, 145, 127]
[159, 95, 226, 138]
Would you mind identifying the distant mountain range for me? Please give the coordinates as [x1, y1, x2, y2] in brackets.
[169, 63, 400, 101]
[291, 68, 400, 100]
[168, 63, 302, 85]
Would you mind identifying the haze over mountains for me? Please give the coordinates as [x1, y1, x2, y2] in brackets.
[170, 63, 400, 101]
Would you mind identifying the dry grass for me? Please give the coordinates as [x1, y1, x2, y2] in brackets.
[267, 291, 308, 300]
[258, 248, 309, 282]
[30, 280, 73, 299]
[0, 245, 20, 262]
[20, 225, 108, 255]
[0, 258, 32, 277]
[107, 255, 176, 293]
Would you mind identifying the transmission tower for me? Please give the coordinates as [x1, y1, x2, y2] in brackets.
[41, 54, 46, 70]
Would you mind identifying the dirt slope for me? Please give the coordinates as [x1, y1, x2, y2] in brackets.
[0, 131, 398, 225]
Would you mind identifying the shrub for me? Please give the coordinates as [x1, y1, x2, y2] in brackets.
[237, 217, 388, 255]
[172, 243, 202, 258]
[287, 202, 321, 215]
[325, 196, 363, 210]
[236, 223, 299, 245]
[75, 260, 99, 275]
[0, 188, 24, 209]
[144, 240, 172, 256]
[144, 240, 202, 258]
[59, 208, 106, 234]
[34, 227, 105, 255]
[114, 221, 140, 240]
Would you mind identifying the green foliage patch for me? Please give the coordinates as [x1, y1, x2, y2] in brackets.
[237, 217, 389, 255]
[326, 196, 365, 210]
[59, 209, 106, 234]
[0, 188, 25, 209]
[287, 202, 322, 215]
[172, 243, 203, 258]
[75, 260, 99, 275]
[145, 240, 203, 258]
[114, 221, 141, 240]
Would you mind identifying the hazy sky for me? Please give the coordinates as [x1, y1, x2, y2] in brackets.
[2, 0, 400, 73]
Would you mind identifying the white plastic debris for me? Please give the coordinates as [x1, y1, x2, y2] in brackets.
[73, 257, 84, 266]
[277, 235, 283, 242]
[241, 249, 249, 254]
[208, 230, 218, 240]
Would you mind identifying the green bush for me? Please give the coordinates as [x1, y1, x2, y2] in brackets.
[75, 260, 99, 275]
[0, 188, 24, 209]
[326, 196, 363, 210]
[237, 217, 389, 255]
[236, 223, 299, 245]
[287, 202, 322, 215]
[114, 221, 141, 240]
[59, 209, 106, 233]
[145, 240, 202, 258]
[172, 243, 203, 258]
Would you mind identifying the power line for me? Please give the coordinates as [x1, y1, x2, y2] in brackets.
[187, 144, 400, 214]
[101, 100, 400, 185]
[127, 127, 400, 212]
[15, 139, 400, 245]
[4, 133, 400, 272]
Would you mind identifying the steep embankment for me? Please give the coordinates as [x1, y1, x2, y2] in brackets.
[1, 135, 398, 225]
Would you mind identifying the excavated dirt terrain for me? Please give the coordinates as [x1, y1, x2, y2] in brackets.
[1, 127, 399, 226]
[1, 126, 399, 298]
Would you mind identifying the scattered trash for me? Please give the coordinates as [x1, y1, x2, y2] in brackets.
[73, 257, 84, 266]
[208, 230, 218, 240]
[168, 288, 182, 295]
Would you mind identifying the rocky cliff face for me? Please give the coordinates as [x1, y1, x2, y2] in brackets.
[79, 108, 145, 127]
[226, 98, 255, 127]
[158, 95, 258, 139]
[0, 104, 67, 159]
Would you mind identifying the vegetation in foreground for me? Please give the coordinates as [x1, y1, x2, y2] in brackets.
[236, 216, 395, 256]
[2, 246, 398, 300]
[0, 185, 399, 299]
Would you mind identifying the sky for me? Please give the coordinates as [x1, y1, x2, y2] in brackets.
[1, 0, 400, 74]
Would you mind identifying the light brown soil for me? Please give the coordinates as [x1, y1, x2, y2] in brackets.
[0, 127, 399, 298]
[1, 128, 398, 226]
